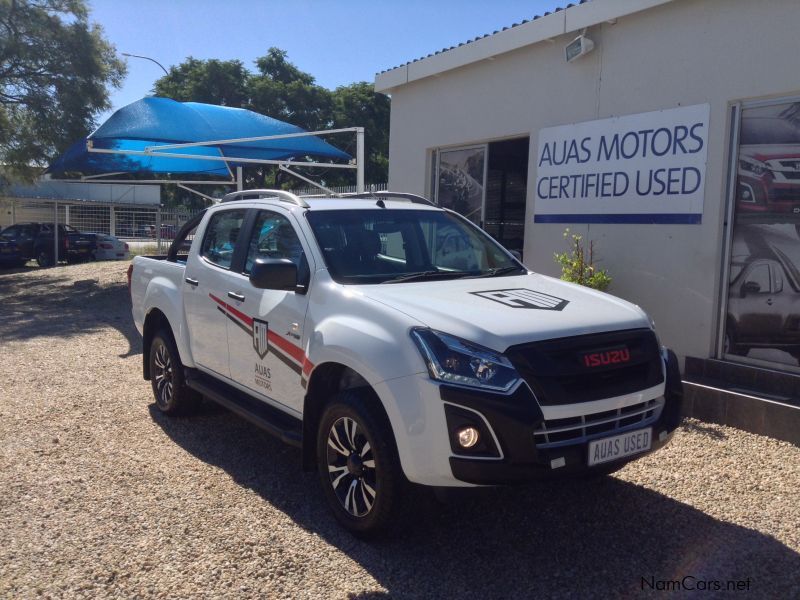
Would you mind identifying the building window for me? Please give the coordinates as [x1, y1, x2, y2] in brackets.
[432, 137, 529, 254]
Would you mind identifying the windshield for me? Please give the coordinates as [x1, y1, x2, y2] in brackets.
[306, 208, 524, 284]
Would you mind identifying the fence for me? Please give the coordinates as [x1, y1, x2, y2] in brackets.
[291, 182, 388, 196]
[0, 197, 201, 254]
[0, 183, 390, 253]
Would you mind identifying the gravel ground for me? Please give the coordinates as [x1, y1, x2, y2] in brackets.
[1, 261, 799, 599]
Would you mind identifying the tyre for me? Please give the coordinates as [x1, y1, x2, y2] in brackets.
[317, 390, 404, 536]
[36, 249, 53, 268]
[149, 329, 199, 416]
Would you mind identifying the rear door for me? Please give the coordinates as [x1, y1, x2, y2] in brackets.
[183, 208, 248, 379]
[227, 208, 313, 414]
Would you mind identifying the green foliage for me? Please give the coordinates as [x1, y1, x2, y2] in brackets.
[153, 57, 248, 107]
[332, 82, 390, 184]
[152, 48, 389, 187]
[553, 228, 612, 291]
[0, 0, 126, 183]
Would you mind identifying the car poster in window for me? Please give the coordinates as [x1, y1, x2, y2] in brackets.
[436, 146, 486, 225]
[724, 100, 800, 370]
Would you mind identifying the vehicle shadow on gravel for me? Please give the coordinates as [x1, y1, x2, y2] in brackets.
[0, 267, 141, 358]
[151, 404, 800, 598]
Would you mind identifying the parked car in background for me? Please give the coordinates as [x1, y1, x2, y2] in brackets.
[0, 236, 25, 267]
[88, 233, 130, 261]
[0, 222, 96, 267]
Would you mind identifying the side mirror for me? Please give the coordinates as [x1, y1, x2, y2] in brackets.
[250, 258, 298, 291]
[740, 280, 761, 297]
[510, 250, 523, 262]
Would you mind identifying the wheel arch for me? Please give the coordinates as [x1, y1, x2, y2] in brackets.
[142, 308, 171, 380]
[302, 362, 388, 471]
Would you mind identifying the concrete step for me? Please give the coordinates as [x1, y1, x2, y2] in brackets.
[682, 379, 800, 446]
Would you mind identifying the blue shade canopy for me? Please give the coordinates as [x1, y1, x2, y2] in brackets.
[47, 97, 351, 177]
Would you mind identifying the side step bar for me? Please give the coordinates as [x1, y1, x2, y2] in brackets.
[185, 370, 303, 448]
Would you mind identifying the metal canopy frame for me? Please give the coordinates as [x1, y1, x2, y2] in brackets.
[76, 126, 365, 200]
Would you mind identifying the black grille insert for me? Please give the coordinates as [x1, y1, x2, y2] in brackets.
[506, 328, 663, 405]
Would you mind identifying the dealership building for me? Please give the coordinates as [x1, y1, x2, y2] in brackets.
[375, 0, 800, 441]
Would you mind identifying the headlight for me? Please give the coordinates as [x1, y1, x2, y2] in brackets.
[739, 157, 769, 176]
[410, 328, 521, 392]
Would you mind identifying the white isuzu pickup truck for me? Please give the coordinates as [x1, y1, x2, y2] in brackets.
[130, 189, 683, 535]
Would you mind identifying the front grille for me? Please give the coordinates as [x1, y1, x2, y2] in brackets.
[534, 397, 663, 449]
[506, 328, 664, 405]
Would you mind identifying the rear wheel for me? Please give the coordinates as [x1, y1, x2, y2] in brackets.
[149, 329, 199, 416]
[36, 249, 53, 268]
[317, 390, 404, 536]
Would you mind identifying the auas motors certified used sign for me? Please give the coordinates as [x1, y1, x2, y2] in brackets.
[534, 104, 710, 224]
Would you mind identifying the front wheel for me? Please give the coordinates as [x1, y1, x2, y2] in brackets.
[317, 391, 404, 537]
[149, 330, 199, 416]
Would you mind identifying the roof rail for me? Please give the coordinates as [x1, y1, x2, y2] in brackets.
[221, 189, 310, 208]
[338, 191, 436, 207]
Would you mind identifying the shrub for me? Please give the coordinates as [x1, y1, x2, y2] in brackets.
[553, 228, 612, 291]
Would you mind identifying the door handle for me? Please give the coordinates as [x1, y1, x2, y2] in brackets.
[766, 298, 773, 306]
[227, 291, 246, 302]
[184, 277, 199, 286]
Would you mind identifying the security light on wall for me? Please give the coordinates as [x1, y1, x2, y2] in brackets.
[565, 35, 594, 62]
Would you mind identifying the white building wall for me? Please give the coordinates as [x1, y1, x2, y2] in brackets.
[384, 0, 800, 363]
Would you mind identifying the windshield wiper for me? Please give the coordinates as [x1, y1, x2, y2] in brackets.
[383, 270, 470, 284]
[461, 266, 526, 279]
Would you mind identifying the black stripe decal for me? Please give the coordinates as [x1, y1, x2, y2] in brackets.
[224, 311, 251, 336]
[270, 345, 303, 375]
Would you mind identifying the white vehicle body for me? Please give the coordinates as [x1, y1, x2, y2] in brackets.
[92, 234, 130, 261]
[130, 190, 683, 530]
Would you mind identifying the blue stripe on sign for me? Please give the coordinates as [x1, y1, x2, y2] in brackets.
[533, 213, 702, 224]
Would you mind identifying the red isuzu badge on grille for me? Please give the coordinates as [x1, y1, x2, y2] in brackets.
[581, 347, 631, 368]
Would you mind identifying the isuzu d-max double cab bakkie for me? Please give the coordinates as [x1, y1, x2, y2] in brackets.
[129, 190, 683, 535]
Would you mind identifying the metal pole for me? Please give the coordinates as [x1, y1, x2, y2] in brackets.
[356, 127, 365, 193]
[236, 167, 244, 191]
[156, 207, 162, 253]
[11, 198, 15, 225]
[121, 53, 168, 75]
[109, 206, 116, 236]
[54, 201, 58, 266]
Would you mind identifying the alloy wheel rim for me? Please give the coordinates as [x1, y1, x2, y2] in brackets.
[326, 416, 377, 517]
[153, 343, 174, 408]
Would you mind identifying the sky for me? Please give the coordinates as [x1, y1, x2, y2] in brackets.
[88, 0, 565, 122]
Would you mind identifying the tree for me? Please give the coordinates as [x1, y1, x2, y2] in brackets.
[332, 82, 390, 184]
[0, 0, 126, 182]
[152, 57, 248, 108]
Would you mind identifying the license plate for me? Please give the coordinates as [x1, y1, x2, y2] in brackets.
[78, 248, 89, 253]
[0, 248, 11, 253]
[588, 427, 652, 466]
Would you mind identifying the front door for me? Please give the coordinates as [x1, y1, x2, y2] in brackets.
[227, 208, 313, 414]
[183, 208, 247, 379]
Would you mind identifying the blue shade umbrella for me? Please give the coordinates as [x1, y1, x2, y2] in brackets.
[47, 97, 351, 177]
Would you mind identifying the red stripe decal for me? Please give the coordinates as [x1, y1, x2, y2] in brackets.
[209, 292, 312, 371]
[209, 293, 253, 328]
[267, 329, 304, 363]
[302, 358, 313, 376]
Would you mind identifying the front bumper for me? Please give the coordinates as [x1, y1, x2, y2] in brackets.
[444, 349, 683, 485]
[377, 348, 683, 487]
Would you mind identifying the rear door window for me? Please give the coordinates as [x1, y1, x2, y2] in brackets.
[200, 209, 246, 269]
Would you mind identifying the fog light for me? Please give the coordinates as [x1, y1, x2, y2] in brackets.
[457, 426, 480, 448]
